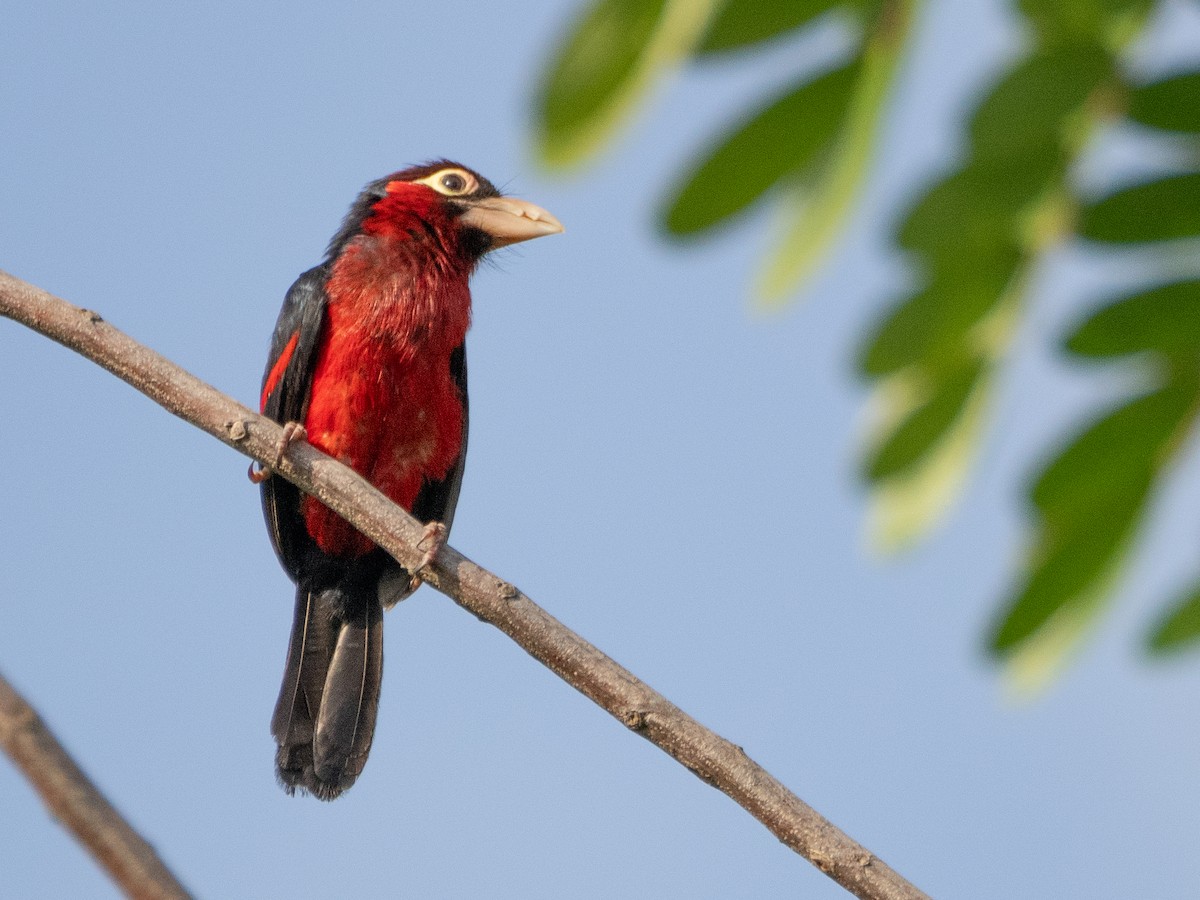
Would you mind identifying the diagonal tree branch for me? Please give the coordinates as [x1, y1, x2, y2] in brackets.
[0, 669, 193, 900]
[0, 268, 929, 900]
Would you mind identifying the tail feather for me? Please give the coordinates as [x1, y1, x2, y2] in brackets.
[271, 586, 334, 791]
[272, 582, 383, 800]
[314, 598, 382, 788]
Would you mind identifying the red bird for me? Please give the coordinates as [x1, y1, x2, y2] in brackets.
[256, 162, 561, 799]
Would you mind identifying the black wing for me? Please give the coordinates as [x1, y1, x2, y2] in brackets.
[411, 342, 469, 530]
[260, 265, 329, 582]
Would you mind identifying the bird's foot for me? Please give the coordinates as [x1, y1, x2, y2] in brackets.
[248, 422, 308, 483]
[408, 521, 448, 591]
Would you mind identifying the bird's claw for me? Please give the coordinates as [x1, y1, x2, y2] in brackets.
[275, 422, 308, 466]
[408, 521, 448, 591]
[248, 422, 308, 483]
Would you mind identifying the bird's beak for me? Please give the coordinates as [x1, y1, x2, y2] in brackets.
[460, 196, 564, 248]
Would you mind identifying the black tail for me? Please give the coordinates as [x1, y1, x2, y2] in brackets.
[271, 580, 383, 800]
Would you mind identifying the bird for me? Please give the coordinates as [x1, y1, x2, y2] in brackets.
[255, 161, 562, 799]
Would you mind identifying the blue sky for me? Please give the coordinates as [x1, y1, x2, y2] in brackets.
[4, 1, 1200, 897]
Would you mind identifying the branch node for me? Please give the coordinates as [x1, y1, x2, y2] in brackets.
[496, 579, 519, 600]
[78, 307, 104, 324]
[684, 761, 718, 787]
[620, 709, 649, 731]
[226, 419, 249, 442]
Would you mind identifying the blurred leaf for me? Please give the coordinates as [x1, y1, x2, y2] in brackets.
[864, 359, 983, 480]
[1079, 173, 1200, 244]
[534, 0, 718, 168]
[871, 43, 1110, 376]
[859, 11, 1140, 579]
[897, 41, 1111, 259]
[1066, 280, 1200, 358]
[1018, 0, 1154, 47]
[1001, 574, 1112, 695]
[696, 0, 848, 54]
[1128, 71, 1200, 134]
[1147, 579, 1200, 655]
[992, 480, 1146, 655]
[863, 261, 1025, 551]
[968, 43, 1112, 161]
[660, 62, 859, 235]
[865, 365, 993, 551]
[859, 242, 1022, 377]
[991, 374, 1200, 656]
[756, 0, 916, 303]
[898, 157, 1060, 257]
[1030, 377, 1195, 520]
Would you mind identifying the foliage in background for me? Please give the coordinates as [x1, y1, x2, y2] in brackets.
[534, 0, 914, 301]
[531, 0, 1200, 686]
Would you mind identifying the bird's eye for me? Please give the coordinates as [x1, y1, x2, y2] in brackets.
[417, 167, 478, 197]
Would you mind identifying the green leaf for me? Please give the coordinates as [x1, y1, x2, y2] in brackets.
[1065, 280, 1200, 358]
[1147, 579, 1200, 655]
[898, 156, 1061, 258]
[858, 242, 1022, 377]
[884, 44, 1107, 346]
[696, 0, 848, 54]
[864, 365, 993, 551]
[991, 375, 1200, 656]
[863, 358, 984, 481]
[660, 62, 859, 236]
[968, 43, 1112, 162]
[1128, 71, 1200, 134]
[990, 485, 1144, 654]
[867, 42, 1108, 377]
[1000, 565, 1113, 695]
[862, 246, 1027, 551]
[533, 0, 719, 169]
[755, 0, 917, 303]
[1078, 173, 1200, 244]
[1030, 378, 1196, 521]
[1018, 0, 1153, 47]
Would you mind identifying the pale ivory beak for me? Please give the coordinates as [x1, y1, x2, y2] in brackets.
[460, 196, 564, 248]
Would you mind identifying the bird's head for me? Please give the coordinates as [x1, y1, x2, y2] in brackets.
[328, 161, 563, 267]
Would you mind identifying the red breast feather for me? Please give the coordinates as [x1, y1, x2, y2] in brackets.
[301, 181, 473, 557]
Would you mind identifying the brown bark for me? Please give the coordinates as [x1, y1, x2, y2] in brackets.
[0, 670, 193, 899]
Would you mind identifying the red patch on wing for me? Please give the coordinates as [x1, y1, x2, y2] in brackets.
[260, 330, 300, 412]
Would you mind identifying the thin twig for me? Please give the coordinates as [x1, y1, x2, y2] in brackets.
[0, 669, 193, 900]
[0, 268, 930, 900]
